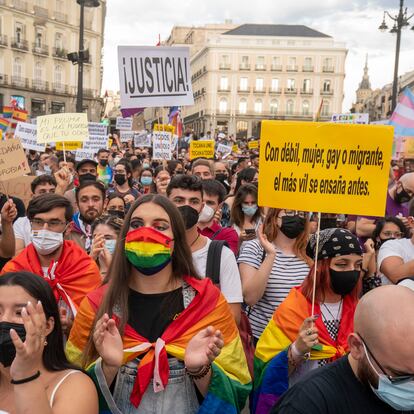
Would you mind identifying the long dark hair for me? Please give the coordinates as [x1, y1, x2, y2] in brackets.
[0, 272, 77, 371]
[230, 183, 262, 228]
[83, 194, 200, 366]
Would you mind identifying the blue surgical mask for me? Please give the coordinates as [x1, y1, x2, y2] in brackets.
[363, 341, 414, 410]
[104, 239, 117, 255]
[143, 163, 150, 169]
[242, 203, 258, 217]
[141, 176, 152, 186]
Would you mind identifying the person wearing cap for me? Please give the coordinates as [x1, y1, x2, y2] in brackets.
[63, 159, 98, 213]
[251, 228, 363, 414]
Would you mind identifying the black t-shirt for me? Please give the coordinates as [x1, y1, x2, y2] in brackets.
[127, 287, 184, 342]
[271, 356, 408, 414]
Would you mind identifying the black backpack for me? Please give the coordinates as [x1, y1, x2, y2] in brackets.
[205, 240, 228, 286]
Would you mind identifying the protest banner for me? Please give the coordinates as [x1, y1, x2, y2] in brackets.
[14, 122, 45, 152]
[56, 141, 82, 151]
[118, 46, 194, 108]
[134, 132, 152, 147]
[189, 140, 215, 160]
[116, 117, 133, 131]
[153, 124, 175, 134]
[248, 140, 259, 150]
[82, 135, 109, 151]
[37, 113, 89, 143]
[258, 121, 393, 217]
[75, 148, 96, 162]
[0, 139, 31, 181]
[232, 144, 239, 152]
[331, 113, 369, 124]
[216, 143, 233, 159]
[3, 175, 35, 207]
[152, 131, 172, 160]
[88, 122, 108, 137]
[120, 131, 135, 143]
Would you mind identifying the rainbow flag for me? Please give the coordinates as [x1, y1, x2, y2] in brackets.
[12, 107, 28, 122]
[389, 88, 414, 136]
[2, 106, 13, 118]
[252, 287, 355, 414]
[0, 118, 9, 132]
[67, 277, 251, 413]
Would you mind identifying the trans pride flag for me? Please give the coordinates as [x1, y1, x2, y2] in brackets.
[389, 88, 414, 136]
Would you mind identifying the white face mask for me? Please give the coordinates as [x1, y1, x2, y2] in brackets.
[198, 204, 215, 224]
[104, 239, 116, 255]
[44, 165, 51, 174]
[31, 229, 63, 255]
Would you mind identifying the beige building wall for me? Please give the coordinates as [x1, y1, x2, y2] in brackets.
[0, 0, 106, 120]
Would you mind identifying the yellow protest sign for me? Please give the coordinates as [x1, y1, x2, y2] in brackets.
[189, 140, 215, 160]
[258, 121, 393, 216]
[56, 141, 82, 150]
[232, 144, 239, 152]
[153, 124, 175, 134]
[248, 140, 259, 150]
[37, 113, 89, 143]
[0, 138, 31, 181]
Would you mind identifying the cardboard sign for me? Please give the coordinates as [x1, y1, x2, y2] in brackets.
[331, 113, 369, 124]
[216, 143, 233, 158]
[75, 149, 96, 162]
[134, 132, 152, 147]
[56, 141, 82, 151]
[153, 124, 175, 134]
[258, 121, 393, 217]
[2, 175, 35, 207]
[116, 117, 133, 131]
[0, 139, 31, 181]
[248, 140, 259, 150]
[88, 122, 108, 137]
[37, 113, 89, 143]
[14, 122, 45, 152]
[189, 140, 215, 160]
[152, 131, 172, 160]
[120, 131, 135, 143]
[118, 46, 194, 108]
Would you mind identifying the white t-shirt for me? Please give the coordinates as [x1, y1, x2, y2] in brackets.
[13, 216, 32, 246]
[377, 238, 414, 285]
[192, 238, 243, 304]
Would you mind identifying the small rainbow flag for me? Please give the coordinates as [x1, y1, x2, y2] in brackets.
[12, 108, 28, 122]
[2, 106, 13, 118]
[0, 118, 9, 132]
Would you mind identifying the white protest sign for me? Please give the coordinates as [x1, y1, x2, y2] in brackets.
[75, 149, 96, 162]
[88, 122, 108, 137]
[171, 134, 178, 150]
[216, 143, 233, 159]
[134, 132, 152, 147]
[152, 131, 172, 160]
[331, 113, 369, 124]
[120, 131, 135, 143]
[14, 122, 45, 152]
[116, 117, 133, 131]
[118, 46, 194, 109]
[37, 113, 89, 143]
[82, 135, 109, 151]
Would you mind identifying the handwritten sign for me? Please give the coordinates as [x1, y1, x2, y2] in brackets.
[189, 140, 215, 160]
[82, 135, 109, 151]
[120, 131, 135, 143]
[37, 113, 88, 143]
[134, 132, 152, 147]
[88, 122, 108, 137]
[152, 131, 172, 160]
[0, 139, 31, 181]
[116, 117, 132, 131]
[258, 121, 393, 217]
[75, 149, 96, 162]
[14, 122, 45, 152]
[118, 46, 194, 108]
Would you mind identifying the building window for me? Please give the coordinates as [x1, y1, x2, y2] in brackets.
[286, 99, 294, 115]
[55, 0, 63, 11]
[254, 99, 262, 113]
[288, 57, 297, 70]
[220, 55, 230, 69]
[304, 57, 312, 70]
[236, 121, 248, 139]
[15, 23, 24, 43]
[239, 77, 248, 91]
[271, 78, 279, 92]
[54, 64, 63, 85]
[302, 100, 310, 115]
[220, 77, 228, 91]
[35, 28, 43, 47]
[303, 79, 311, 92]
[256, 56, 265, 70]
[322, 100, 330, 116]
[239, 98, 247, 114]
[34, 61, 43, 80]
[272, 56, 280, 66]
[54, 33, 63, 49]
[270, 99, 278, 114]
[219, 98, 228, 113]
[240, 56, 249, 69]
[11, 95, 25, 109]
[51, 101, 65, 113]
[255, 78, 264, 91]
[13, 57, 23, 78]
[31, 99, 46, 117]
[287, 78, 296, 91]
[323, 79, 331, 92]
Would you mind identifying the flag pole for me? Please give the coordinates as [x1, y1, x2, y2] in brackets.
[311, 212, 321, 317]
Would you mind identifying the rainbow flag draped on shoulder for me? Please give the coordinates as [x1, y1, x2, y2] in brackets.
[66, 276, 251, 413]
[252, 287, 356, 414]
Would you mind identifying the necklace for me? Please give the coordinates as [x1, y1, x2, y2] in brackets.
[190, 233, 200, 247]
[321, 299, 343, 333]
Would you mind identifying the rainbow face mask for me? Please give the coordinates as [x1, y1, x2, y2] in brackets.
[125, 227, 173, 276]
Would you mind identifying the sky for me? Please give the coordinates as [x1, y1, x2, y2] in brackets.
[102, 0, 414, 113]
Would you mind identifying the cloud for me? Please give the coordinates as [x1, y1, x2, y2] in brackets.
[102, 0, 414, 113]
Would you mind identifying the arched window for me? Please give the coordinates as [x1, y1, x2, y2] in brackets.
[254, 99, 262, 113]
[219, 97, 227, 113]
[286, 99, 294, 115]
[302, 100, 310, 115]
[239, 98, 247, 114]
[34, 61, 43, 80]
[322, 100, 330, 116]
[270, 99, 278, 114]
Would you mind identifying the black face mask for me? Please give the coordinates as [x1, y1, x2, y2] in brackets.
[114, 174, 127, 186]
[320, 218, 338, 230]
[99, 159, 108, 167]
[79, 173, 97, 184]
[280, 216, 306, 239]
[329, 269, 360, 296]
[395, 187, 411, 204]
[178, 205, 199, 230]
[376, 237, 396, 249]
[215, 173, 228, 183]
[108, 209, 125, 219]
[0, 321, 26, 367]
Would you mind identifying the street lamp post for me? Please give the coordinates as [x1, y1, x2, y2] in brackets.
[379, 0, 414, 113]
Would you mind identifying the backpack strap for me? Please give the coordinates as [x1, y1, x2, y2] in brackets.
[211, 228, 223, 240]
[206, 240, 227, 286]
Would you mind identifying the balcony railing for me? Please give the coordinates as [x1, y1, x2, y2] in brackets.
[285, 88, 297, 94]
[254, 88, 266, 93]
[11, 76, 29, 88]
[0, 74, 8, 85]
[322, 66, 335, 73]
[11, 38, 29, 52]
[52, 83, 68, 94]
[12, 0, 27, 12]
[54, 11, 68, 23]
[33, 5, 48, 18]
[0, 34, 7, 47]
[301, 88, 313, 95]
[302, 66, 314, 72]
[239, 64, 250, 70]
[219, 64, 231, 70]
[255, 65, 266, 71]
[271, 65, 282, 71]
[321, 89, 333, 95]
[286, 65, 298, 72]
[270, 88, 282, 94]
[218, 87, 230, 92]
[32, 43, 49, 56]
[32, 79, 49, 91]
[237, 87, 250, 93]
[52, 47, 68, 59]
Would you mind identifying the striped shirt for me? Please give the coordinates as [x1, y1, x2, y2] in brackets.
[238, 239, 310, 339]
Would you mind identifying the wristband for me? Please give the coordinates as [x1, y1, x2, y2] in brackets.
[11, 371, 41, 385]
[185, 364, 211, 380]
